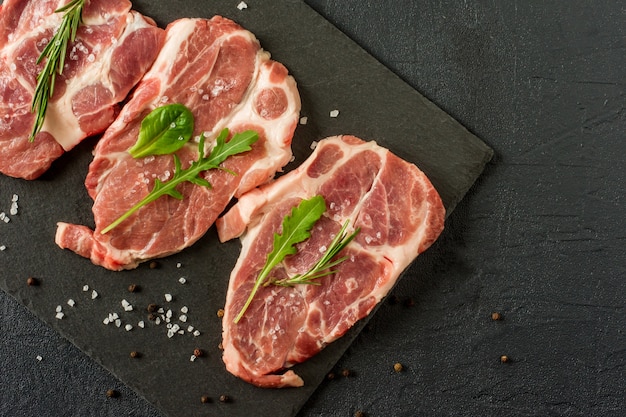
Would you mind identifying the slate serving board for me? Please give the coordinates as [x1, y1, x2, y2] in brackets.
[0, 1, 492, 416]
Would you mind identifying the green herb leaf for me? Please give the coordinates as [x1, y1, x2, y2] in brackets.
[268, 219, 360, 287]
[100, 128, 258, 234]
[30, 0, 85, 142]
[233, 195, 327, 323]
[128, 104, 195, 158]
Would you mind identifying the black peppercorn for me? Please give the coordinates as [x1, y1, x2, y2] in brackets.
[26, 277, 39, 286]
[341, 368, 351, 377]
[200, 395, 211, 404]
[128, 284, 139, 293]
[130, 351, 141, 358]
[194, 348, 204, 357]
[149, 261, 160, 269]
[147, 303, 158, 313]
[219, 394, 230, 403]
[106, 389, 119, 398]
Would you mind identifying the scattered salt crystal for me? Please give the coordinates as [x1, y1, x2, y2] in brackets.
[179, 314, 187, 323]
[36, 355, 42, 361]
[55, 312, 64, 320]
[171, 324, 180, 332]
[180, 306, 188, 314]
[164, 293, 173, 302]
[329, 109, 340, 118]
[166, 323, 172, 329]
[11, 194, 18, 202]
[138, 321, 145, 328]
[178, 330, 184, 335]
[115, 319, 121, 327]
[0, 245, 6, 251]
[310, 141, 318, 150]
[121, 299, 133, 311]
[155, 317, 161, 325]
[176, 263, 182, 268]
[299, 116, 308, 125]
[178, 276, 187, 284]
[167, 330, 175, 338]
[56, 305, 63, 313]
[3, 216, 10, 223]
[166, 309, 172, 318]
[111, 312, 119, 320]
[125, 324, 133, 331]
[0, 212, 4, 220]
[237, 1, 248, 11]
[157, 307, 164, 314]
[193, 330, 201, 337]
[67, 299, 75, 307]
[190, 355, 196, 362]
[187, 325, 194, 332]
[103, 317, 110, 325]
[10, 203, 18, 215]
[82, 285, 89, 292]
[91, 290, 98, 299]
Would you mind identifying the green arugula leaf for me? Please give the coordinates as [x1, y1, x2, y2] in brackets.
[128, 104, 194, 158]
[233, 196, 327, 323]
[100, 128, 258, 234]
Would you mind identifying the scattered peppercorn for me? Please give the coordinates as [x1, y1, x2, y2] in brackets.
[200, 395, 211, 404]
[130, 351, 141, 359]
[393, 362, 404, 372]
[147, 303, 158, 313]
[491, 312, 502, 321]
[193, 348, 204, 358]
[26, 277, 39, 286]
[148, 313, 157, 321]
[149, 261, 160, 269]
[354, 411, 365, 417]
[128, 284, 139, 293]
[341, 368, 352, 377]
[106, 389, 119, 398]
[500, 355, 510, 363]
[404, 297, 415, 307]
[219, 394, 230, 403]
[326, 371, 336, 380]
[387, 294, 399, 305]
[216, 308, 225, 318]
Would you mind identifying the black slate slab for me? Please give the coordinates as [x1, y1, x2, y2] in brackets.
[0, 1, 492, 417]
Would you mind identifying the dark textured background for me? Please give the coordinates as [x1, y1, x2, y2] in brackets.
[1, 1, 624, 416]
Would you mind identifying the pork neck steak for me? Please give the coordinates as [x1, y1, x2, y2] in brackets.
[0, 0, 163, 180]
[217, 135, 445, 388]
[55, 16, 301, 270]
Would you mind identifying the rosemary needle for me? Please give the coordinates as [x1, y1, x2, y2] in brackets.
[30, 0, 85, 142]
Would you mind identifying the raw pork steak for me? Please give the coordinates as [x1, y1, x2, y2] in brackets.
[0, 0, 163, 179]
[217, 135, 445, 387]
[55, 17, 300, 270]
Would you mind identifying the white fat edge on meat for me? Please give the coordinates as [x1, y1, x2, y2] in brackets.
[47, 11, 153, 151]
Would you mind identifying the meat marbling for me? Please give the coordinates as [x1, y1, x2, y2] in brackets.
[55, 16, 300, 270]
[217, 135, 445, 388]
[0, 0, 164, 179]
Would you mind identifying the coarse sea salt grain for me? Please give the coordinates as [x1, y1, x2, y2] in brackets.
[56, 305, 63, 313]
[178, 276, 186, 284]
[164, 293, 173, 302]
[0, 245, 6, 251]
[190, 355, 196, 362]
[55, 312, 64, 320]
[36, 355, 42, 361]
[179, 314, 187, 323]
[180, 306, 188, 314]
[187, 325, 194, 332]
[115, 319, 121, 327]
[138, 321, 145, 328]
[67, 299, 75, 307]
[176, 262, 182, 268]
[103, 317, 110, 325]
[329, 109, 340, 118]
[237, 1, 248, 10]
[82, 285, 89, 292]
[193, 330, 201, 337]
[125, 324, 133, 331]
[299, 116, 308, 125]
[91, 290, 98, 299]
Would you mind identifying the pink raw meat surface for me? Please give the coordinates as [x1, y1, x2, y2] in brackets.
[217, 135, 446, 388]
[55, 16, 300, 270]
[0, 0, 163, 179]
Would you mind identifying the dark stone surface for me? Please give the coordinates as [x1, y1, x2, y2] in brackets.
[1, 1, 624, 416]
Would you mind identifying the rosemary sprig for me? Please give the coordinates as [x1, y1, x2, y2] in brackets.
[100, 128, 258, 234]
[30, 0, 85, 141]
[233, 195, 360, 324]
[267, 219, 360, 287]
